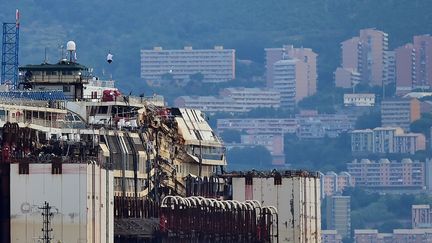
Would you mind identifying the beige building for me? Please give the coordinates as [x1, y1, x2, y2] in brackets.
[354, 229, 393, 243]
[219, 87, 281, 109]
[140, 46, 235, 84]
[175, 87, 281, 113]
[351, 127, 425, 155]
[336, 28, 390, 87]
[412, 205, 432, 228]
[381, 98, 421, 131]
[273, 59, 309, 109]
[265, 45, 317, 97]
[321, 230, 342, 243]
[356, 229, 432, 243]
[335, 67, 361, 89]
[174, 96, 245, 113]
[326, 196, 351, 239]
[395, 35, 432, 92]
[394, 133, 426, 154]
[395, 43, 416, 93]
[217, 118, 298, 135]
[413, 35, 432, 89]
[347, 158, 425, 189]
[320, 171, 354, 198]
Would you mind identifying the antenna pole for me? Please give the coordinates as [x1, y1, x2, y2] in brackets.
[39, 201, 53, 243]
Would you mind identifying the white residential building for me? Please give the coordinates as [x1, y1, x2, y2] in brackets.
[343, 93, 375, 107]
[140, 46, 235, 84]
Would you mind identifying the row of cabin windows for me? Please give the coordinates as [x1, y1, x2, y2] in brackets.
[30, 71, 76, 76]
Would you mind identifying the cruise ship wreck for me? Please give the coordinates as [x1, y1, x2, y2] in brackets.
[0, 41, 321, 243]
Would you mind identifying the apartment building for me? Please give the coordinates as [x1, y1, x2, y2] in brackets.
[343, 93, 375, 107]
[335, 28, 390, 87]
[319, 171, 354, 198]
[273, 59, 308, 109]
[413, 35, 432, 89]
[395, 43, 416, 94]
[217, 118, 298, 135]
[351, 127, 425, 155]
[296, 113, 353, 139]
[218, 113, 353, 138]
[326, 196, 351, 239]
[412, 205, 432, 228]
[347, 158, 425, 189]
[381, 98, 420, 131]
[265, 45, 317, 94]
[174, 87, 281, 113]
[334, 67, 361, 89]
[321, 230, 342, 243]
[174, 96, 245, 113]
[354, 230, 395, 243]
[219, 87, 281, 109]
[355, 229, 432, 243]
[140, 46, 235, 84]
[394, 133, 427, 154]
[395, 35, 432, 92]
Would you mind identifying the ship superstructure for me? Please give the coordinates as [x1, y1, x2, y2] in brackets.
[0, 42, 226, 242]
[0, 41, 322, 243]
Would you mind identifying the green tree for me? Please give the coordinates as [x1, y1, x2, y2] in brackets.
[227, 146, 272, 170]
[355, 111, 381, 129]
[410, 113, 432, 136]
[219, 129, 242, 143]
[189, 72, 204, 82]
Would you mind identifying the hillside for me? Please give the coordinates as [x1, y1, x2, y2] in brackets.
[1, 0, 432, 93]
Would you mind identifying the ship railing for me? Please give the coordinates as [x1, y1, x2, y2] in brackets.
[87, 79, 115, 88]
[0, 97, 66, 109]
[80, 94, 164, 106]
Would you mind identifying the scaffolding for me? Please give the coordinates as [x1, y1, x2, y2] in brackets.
[1, 11, 19, 88]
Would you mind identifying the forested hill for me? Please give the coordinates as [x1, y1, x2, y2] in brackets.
[1, 0, 432, 91]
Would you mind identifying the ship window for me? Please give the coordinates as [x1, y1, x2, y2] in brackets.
[98, 106, 108, 114]
[63, 85, 71, 92]
[19, 163, 29, 174]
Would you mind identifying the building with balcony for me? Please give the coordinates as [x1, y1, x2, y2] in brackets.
[321, 230, 342, 243]
[174, 96, 245, 113]
[354, 229, 394, 243]
[395, 43, 416, 94]
[140, 46, 235, 84]
[219, 87, 281, 109]
[272, 59, 308, 109]
[343, 93, 375, 107]
[335, 28, 390, 87]
[217, 118, 298, 135]
[320, 171, 354, 198]
[381, 98, 420, 132]
[326, 196, 351, 239]
[265, 45, 317, 93]
[335, 67, 361, 89]
[351, 127, 425, 155]
[412, 205, 432, 228]
[174, 87, 281, 114]
[347, 158, 425, 189]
